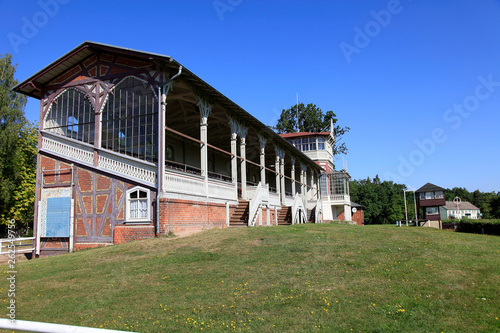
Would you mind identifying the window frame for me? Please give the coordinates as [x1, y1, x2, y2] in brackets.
[125, 186, 151, 224]
[426, 207, 439, 215]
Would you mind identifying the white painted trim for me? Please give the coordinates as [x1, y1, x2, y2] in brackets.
[125, 186, 151, 223]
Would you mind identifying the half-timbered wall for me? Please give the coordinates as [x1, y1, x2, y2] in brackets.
[38, 154, 156, 254]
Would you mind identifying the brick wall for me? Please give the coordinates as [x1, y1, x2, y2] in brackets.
[159, 198, 232, 234]
[352, 209, 364, 225]
[114, 225, 155, 244]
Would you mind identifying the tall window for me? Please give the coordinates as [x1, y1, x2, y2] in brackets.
[126, 187, 151, 222]
[44, 89, 95, 145]
[318, 137, 325, 150]
[319, 173, 328, 196]
[329, 174, 346, 195]
[101, 77, 158, 162]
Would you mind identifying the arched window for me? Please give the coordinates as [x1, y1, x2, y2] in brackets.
[44, 89, 95, 145]
[101, 77, 158, 162]
[126, 186, 151, 222]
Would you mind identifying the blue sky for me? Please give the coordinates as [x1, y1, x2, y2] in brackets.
[1, 0, 499, 192]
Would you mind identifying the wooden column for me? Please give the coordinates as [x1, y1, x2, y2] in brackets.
[231, 132, 238, 200]
[258, 135, 266, 185]
[196, 97, 212, 197]
[280, 154, 285, 205]
[300, 163, 307, 198]
[275, 154, 280, 200]
[240, 136, 247, 200]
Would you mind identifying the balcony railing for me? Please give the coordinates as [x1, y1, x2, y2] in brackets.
[325, 194, 351, 204]
[41, 132, 157, 186]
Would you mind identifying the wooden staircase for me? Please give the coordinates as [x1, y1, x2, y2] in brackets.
[229, 200, 249, 227]
[277, 206, 292, 225]
[307, 208, 315, 223]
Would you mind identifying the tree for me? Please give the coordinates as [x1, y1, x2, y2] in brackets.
[0, 53, 28, 226]
[273, 102, 350, 155]
[8, 122, 37, 231]
[349, 176, 411, 224]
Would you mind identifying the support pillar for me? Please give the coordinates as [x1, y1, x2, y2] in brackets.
[240, 136, 247, 200]
[290, 156, 296, 196]
[310, 170, 315, 201]
[196, 97, 212, 197]
[280, 155, 285, 205]
[228, 116, 247, 200]
[231, 132, 238, 200]
[266, 205, 271, 226]
[300, 163, 307, 198]
[275, 155, 280, 201]
[200, 118, 208, 196]
[258, 135, 266, 185]
[159, 86, 167, 193]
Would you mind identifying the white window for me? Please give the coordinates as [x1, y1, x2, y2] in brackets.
[435, 191, 444, 199]
[126, 186, 151, 222]
[426, 207, 438, 215]
[318, 137, 325, 150]
[425, 192, 434, 200]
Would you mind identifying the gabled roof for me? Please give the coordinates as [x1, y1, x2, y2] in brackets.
[443, 201, 480, 211]
[351, 201, 365, 208]
[13, 41, 322, 172]
[415, 183, 446, 193]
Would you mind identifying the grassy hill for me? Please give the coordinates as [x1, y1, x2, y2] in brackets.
[1, 224, 499, 332]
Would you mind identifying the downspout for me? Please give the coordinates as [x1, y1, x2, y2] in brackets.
[156, 65, 183, 236]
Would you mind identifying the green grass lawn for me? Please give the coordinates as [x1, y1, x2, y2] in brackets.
[1, 224, 499, 332]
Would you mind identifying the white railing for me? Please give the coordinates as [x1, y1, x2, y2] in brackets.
[41, 132, 158, 186]
[315, 198, 323, 223]
[42, 133, 94, 166]
[284, 195, 294, 207]
[164, 171, 205, 197]
[328, 194, 351, 204]
[248, 183, 263, 226]
[246, 185, 259, 201]
[208, 180, 236, 201]
[98, 151, 157, 186]
[292, 194, 307, 225]
[269, 192, 280, 207]
[0, 237, 35, 254]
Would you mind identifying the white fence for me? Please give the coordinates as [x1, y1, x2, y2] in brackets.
[0, 318, 136, 333]
[0, 237, 35, 255]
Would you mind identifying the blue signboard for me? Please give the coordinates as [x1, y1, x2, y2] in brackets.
[45, 197, 71, 237]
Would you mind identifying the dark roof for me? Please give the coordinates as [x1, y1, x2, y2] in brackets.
[351, 201, 364, 208]
[415, 183, 446, 193]
[13, 41, 322, 172]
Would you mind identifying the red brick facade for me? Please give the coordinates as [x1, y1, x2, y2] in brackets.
[352, 209, 364, 226]
[114, 225, 155, 244]
[159, 198, 232, 233]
